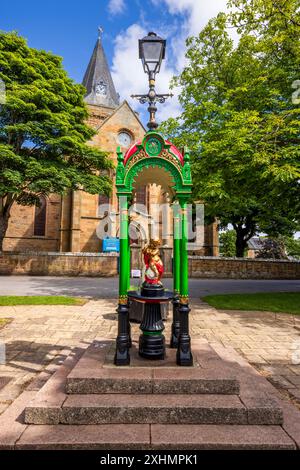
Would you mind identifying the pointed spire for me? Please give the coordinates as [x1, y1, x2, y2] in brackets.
[82, 30, 120, 108]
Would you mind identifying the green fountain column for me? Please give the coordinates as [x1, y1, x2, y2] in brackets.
[114, 194, 131, 365]
[176, 196, 193, 366]
[173, 202, 181, 295]
[170, 202, 181, 348]
[127, 219, 132, 347]
[127, 225, 131, 291]
[118, 195, 129, 298]
[180, 199, 189, 299]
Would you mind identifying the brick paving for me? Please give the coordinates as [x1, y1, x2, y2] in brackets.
[0, 299, 299, 415]
[191, 301, 300, 405]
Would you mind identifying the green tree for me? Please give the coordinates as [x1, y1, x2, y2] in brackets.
[0, 32, 112, 250]
[160, 3, 300, 257]
[219, 230, 237, 257]
[284, 236, 300, 259]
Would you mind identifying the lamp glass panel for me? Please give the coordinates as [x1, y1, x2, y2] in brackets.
[142, 42, 162, 62]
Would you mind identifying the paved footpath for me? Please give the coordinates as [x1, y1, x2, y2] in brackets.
[0, 299, 300, 415]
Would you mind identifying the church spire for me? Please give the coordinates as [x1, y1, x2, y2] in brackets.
[82, 30, 120, 108]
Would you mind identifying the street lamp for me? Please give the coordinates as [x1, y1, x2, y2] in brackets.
[131, 32, 173, 130]
[139, 32, 166, 76]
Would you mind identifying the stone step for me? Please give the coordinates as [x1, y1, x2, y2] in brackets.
[25, 393, 282, 426]
[66, 369, 240, 395]
[16, 424, 295, 450]
[66, 340, 240, 395]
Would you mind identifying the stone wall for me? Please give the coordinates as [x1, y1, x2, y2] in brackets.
[0, 252, 299, 279]
[189, 256, 300, 280]
[0, 252, 118, 277]
[3, 194, 62, 252]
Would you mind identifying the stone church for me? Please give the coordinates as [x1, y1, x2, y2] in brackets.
[3, 35, 218, 256]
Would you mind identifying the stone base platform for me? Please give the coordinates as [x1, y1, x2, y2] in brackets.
[66, 340, 240, 395]
[1, 339, 300, 449]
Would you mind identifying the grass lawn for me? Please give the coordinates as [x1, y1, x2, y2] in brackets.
[203, 292, 300, 315]
[0, 296, 86, 306]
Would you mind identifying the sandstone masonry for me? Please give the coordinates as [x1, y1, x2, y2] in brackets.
[0, 252, 298, 279]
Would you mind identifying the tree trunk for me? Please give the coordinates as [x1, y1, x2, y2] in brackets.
[235, 231, 247, 258]
[233, 217, 257, 258]
[0, 196, 13, 252]
[0, 213, 10, 252]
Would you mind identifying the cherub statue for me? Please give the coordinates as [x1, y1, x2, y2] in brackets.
[142, 239, 164, 285]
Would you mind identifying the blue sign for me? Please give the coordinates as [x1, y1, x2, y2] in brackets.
[102, 238, 120, 253]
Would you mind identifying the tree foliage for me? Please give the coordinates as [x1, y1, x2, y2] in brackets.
[0, 32, 113, 249]
[219, 230, 237, 257]
[284, 236, 300, 259]
[160, 0, 300, 257]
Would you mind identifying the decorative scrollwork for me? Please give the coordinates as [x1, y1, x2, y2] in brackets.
[124, 155, 185, 192]
[156, 94, 173, 104]
[119, 296, 128, 304]
[125, 150, 147, 173]
[131, 94, 148, 104]
[160, 150, 182, 174]
[131, 91, 173, 130]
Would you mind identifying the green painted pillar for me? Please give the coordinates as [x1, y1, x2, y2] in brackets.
[115, 193, 131, 365]
[170, 202, 181, 348]
[176, 196, 193, 366]
[179, 199, 189, 301]
[127, 228, 131, 291]
[127, 198, 132, 291]
[173, 202, 181, 295]
[119, 195, 129, 300]
[126, 212, 132, 348]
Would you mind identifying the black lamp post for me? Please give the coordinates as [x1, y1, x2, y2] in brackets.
[131, 32, 173, 130]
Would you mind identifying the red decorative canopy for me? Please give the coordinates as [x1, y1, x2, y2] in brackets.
[123, 139, 184, 166]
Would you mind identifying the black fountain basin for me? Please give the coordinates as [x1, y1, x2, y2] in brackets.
[128, 289, 174, 303]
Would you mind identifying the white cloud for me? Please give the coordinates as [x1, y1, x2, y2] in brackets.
[108, 0, 125, 15]
[151, 0, 228, 36]
[111, 24, 181, 125]
[151, 0, 230, 71]
[111, 0, 232, 124]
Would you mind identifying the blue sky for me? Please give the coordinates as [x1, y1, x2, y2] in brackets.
[0, 0, 229, 123]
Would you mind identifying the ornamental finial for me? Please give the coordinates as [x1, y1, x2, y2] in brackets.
[98, 26, 104, 40]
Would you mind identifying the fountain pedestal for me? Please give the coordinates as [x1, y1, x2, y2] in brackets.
[128, 283, 173, 360]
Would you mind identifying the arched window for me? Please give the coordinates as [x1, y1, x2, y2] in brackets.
[135, 186, 147, 207]
[34, 196, 47, 236]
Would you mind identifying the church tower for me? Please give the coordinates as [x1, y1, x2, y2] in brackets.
[82, 35, 120, 109]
